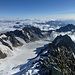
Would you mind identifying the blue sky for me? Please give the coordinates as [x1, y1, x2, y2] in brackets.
[0, 0, 75, 19]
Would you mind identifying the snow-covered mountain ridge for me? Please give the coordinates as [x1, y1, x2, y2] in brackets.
[0, 20, 75, 75]
[14, 35, 75, 75]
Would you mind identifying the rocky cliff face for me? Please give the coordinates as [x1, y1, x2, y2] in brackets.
[37, 35, 75, 75]
[0, 33, 23, 59]
[0, 33, 23, 50]
[11, 26, 46, 43]
[5, 32, 23, 47]
[39, 46, 75, 75]
[0, 50, 7, 59]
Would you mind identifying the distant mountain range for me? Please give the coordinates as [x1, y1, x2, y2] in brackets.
[56, 24, 75, 32]
[60, 19, 75, 24]
[36, 20, 66, 26]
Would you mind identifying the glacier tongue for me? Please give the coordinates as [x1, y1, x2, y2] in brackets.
[0, 38, 51, 75]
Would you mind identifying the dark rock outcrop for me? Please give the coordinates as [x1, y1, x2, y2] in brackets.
[22, 26, 45, 42]
[16, 22, 20, 24]
[5, 32, 23, 47]
[0, 38, 13, 50]
[0, 32, 23, 50]
[39, 46, 75, 75]
[0, 50, 7, 59]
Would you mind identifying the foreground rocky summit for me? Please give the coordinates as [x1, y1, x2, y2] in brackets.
[39, 35, 75, 75]
[14, 35, 75, 75]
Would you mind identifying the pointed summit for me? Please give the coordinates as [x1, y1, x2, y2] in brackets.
[52, 35, 75, 53]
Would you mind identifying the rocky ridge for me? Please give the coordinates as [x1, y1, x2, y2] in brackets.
[14, 35, 75, 75]
[0, 26, 47, 59]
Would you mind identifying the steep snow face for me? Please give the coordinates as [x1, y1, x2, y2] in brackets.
[0, 37, 51, 75]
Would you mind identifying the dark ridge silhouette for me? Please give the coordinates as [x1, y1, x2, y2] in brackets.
[56, 24, 75, 32]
